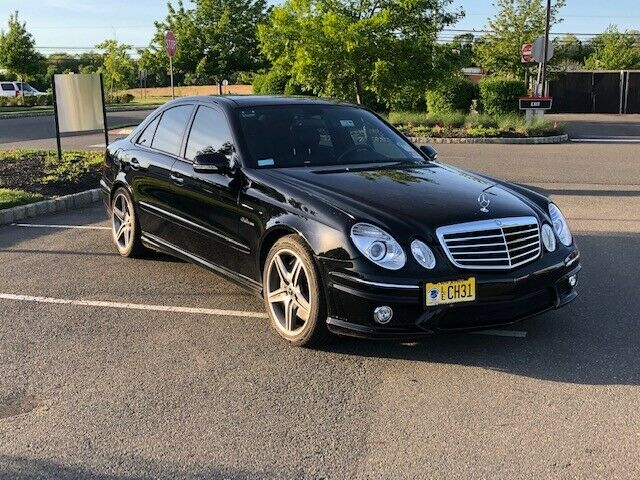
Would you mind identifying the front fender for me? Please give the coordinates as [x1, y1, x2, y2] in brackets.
[262, 214, 355, 261]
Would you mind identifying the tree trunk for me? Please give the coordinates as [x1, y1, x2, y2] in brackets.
[218, 81, 223, 96]
[354, 78, 363, 105]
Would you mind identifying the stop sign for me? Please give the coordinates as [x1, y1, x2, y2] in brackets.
[165, 31, 177, 58]
[521, 43, 533, 63]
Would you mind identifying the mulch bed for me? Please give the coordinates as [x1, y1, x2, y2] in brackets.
[0, 154, 102, 197]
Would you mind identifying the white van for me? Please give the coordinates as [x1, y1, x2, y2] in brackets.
[0, 81, 46, 97]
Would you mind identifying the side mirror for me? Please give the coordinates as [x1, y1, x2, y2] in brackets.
[193, 151, 231, 173]
[419, 145, 438, 162]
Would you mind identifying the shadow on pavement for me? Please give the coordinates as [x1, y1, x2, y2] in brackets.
[0, 455, 271, 480]
[322, 232, 640, 387]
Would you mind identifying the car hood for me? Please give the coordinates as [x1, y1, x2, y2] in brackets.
[263, 162, 537, 240]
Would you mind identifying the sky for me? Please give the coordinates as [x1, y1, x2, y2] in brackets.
[1, 0, 639, 55]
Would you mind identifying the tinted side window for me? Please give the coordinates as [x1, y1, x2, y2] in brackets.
[136, 115, 160, 147]
[151, 105, 193, 156]
[1, 83, 15, 91]
[185, 106, 234, 161]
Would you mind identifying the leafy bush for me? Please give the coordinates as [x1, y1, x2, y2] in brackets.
[252, 70, 288, 95]
[426, 78, 477, 113]
[107, 92, 134, 104]
[389, 111, 466, 129]
[478, 78, 527, 115]
[464, 113, 499, 129]
[388, 85, 426, 112]
[389, 111, 564, 138]
[0, 94, 52, 107]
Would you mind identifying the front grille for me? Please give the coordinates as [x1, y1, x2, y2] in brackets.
[436, 217, 541, 270]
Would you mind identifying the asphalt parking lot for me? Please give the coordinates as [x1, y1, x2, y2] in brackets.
[1, 138, 640, 478]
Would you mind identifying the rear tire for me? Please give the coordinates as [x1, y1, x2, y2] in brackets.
[263, 235, 329, 347]
[111, 187, 145, 258]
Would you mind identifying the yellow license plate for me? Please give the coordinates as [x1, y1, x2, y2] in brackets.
[425, 278, 476, 306]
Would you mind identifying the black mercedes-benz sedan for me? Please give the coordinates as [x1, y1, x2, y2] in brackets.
[101, 96, 580, 346]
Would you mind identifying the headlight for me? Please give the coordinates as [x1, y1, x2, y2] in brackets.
[541, 224, 556, 252]
[411, 240, 436, 269]
[549, 203, 573, 246]
[351, 223, 406, 270]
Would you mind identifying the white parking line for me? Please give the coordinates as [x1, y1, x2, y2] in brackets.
[571, 138, 640, 143]
[0, 293, 268, 319]
[470, 329, 527, 338]
[12, 223, 110, 230]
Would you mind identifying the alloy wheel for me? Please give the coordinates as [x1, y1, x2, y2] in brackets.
[112, 192, 134, 253]
[266, 249, 312, 336]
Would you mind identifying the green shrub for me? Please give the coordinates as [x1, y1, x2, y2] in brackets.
[252, 70, 288, 95]
[464, 113, 499, 129]
[426, 78, 476, 113]
[107, 92, 134, 104]
[388, 85, 426, 112]
[478, 78, 527, 115]
[389, 111, 564, 138]
[0, 94, 52, 108]
[389, 111, 466, 129]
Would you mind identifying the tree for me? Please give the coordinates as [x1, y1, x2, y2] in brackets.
[450, 33, 476, 68]
[0, 11, 45, 93]
[584, 25, 640, 70]
[552, 34, 594, 71]
[257, 0, 463, 108]
[475, 0, 565, 79]
[139, 0, 268, 91]
[95, 40, 136, 96]
[194, 0, 268, 94]
[139, 1, 198, 88]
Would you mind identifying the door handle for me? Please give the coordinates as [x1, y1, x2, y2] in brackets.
[129, 157, 140, 171]
[170, 173, 185, 186]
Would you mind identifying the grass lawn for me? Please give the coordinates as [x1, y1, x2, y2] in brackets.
[129, 96, 170, 106]
[0, 149, 103, 210]
[0, 188, 45, 210]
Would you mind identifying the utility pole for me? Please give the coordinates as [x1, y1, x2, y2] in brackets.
[540, 0, 552, 96]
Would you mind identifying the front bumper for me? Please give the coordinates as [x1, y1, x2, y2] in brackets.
[322, 251, 581, 340]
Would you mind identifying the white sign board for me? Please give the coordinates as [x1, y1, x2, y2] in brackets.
[54, 74, 105, 133]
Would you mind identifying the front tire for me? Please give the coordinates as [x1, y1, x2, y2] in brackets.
[263, 235, 329, 347]
[111, 187, 144, 258]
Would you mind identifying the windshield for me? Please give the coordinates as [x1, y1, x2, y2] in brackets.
[237, 105, 424, 168]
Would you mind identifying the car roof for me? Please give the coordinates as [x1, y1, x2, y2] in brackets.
[168, 95, 356, 109]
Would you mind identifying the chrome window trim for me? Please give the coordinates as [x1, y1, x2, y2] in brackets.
[436, 216, 541, 271]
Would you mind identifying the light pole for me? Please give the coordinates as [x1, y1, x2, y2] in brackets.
[540, 0, 552, 96]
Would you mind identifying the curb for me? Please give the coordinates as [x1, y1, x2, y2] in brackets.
[0, 188, 102, 226]
[409, 134, 569, 145]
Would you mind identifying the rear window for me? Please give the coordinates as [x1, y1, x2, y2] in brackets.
[1, 83, 15, 91]
[21, 83, 37, 93]
[151, 105, 193, 156]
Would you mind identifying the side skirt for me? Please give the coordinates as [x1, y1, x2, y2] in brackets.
[141, 232, 263, 296]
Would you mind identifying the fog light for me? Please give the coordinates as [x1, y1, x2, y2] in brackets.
[568, 275, 577, 288]
[373, 306, 393, 324]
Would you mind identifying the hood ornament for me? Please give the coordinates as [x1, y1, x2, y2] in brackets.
[478, 193, 491, 213]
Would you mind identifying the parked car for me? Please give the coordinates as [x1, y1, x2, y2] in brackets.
[0, 81, 47, 97]
[101, 96, 581, 347]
